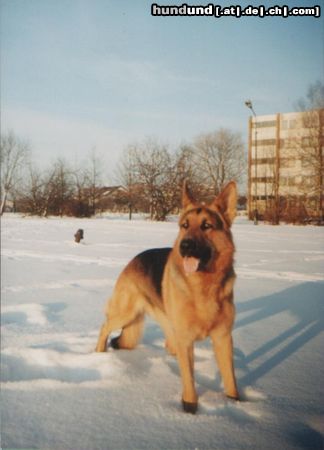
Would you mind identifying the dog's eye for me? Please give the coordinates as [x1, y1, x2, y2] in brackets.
[201, 222, 213, 231]
[181, 221, 189, 229]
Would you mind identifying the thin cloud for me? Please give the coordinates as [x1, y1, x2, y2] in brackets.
[2, 108, 130, 168]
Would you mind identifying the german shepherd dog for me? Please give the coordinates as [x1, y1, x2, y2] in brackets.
[96, 181, 239, 413]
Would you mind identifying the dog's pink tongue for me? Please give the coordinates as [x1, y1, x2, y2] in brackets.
[183, 256, 200, 274]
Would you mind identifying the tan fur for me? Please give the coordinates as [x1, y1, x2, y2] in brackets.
[96, 181, 239, 412]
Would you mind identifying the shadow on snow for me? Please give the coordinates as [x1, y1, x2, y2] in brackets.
[234, 281, 324, 385]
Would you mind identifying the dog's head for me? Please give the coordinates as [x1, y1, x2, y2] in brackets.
[176, 181, 237, 274]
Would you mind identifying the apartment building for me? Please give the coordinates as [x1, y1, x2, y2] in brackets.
[247, 109, 324, 223]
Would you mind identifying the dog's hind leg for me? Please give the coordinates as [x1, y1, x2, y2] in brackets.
[96, 278, 145, 352]
[96, 319, 113, 352]
[111, 313, 144, 350]
[95, 299, 144, 352]
[95, 307, 144, 352]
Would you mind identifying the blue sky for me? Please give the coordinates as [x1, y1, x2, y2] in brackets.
[1, 0, 323, 176]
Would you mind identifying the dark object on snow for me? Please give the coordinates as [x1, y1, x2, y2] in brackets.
[74, 229, 84, 243]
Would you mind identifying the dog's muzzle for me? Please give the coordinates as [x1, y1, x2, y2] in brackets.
[180, 238, 198, 257]
[179, 238, 213, 274]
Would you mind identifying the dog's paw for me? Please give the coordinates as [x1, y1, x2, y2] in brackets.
[182, 399, 198, 414]
[110, 336, 120, 350]
[226, 393, 240, 402]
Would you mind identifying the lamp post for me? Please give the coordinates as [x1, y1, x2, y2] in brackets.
[245, 100, 258, 225]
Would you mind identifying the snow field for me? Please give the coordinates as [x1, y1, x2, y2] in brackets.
[1, 214, 324, 450]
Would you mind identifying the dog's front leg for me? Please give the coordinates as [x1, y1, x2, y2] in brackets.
[176, 341, 198, 413]
[211, 329, 239, 400]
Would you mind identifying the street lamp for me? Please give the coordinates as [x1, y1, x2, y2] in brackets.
[245, 100, 258, 225]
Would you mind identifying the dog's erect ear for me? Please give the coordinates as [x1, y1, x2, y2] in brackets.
[211, 181, 237, 225]
[182, 180, 196, 209]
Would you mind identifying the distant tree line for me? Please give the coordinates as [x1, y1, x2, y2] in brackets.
[0, 135, 106, 217]
[0, 128, 246, 220]
[2, 81, 322, 222]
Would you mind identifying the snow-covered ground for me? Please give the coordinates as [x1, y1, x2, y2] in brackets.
[1, 214, 324, 450]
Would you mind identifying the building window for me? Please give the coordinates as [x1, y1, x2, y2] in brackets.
[289, 119, 298, 129]
[253, 120, 277, 129]
[279, 176, 299, 187]
[251, 157, 276, 164]
[252, 139, 276, 146]
[280, 158, 298, 168]
[301, 176, 313, 186]
[251, 177, 275, 183]
[280, 118, 299, 129]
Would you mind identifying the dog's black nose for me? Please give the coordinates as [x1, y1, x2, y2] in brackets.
[180, 238, 197, 257]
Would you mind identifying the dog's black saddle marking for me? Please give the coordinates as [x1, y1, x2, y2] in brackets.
[135, 248, 172, 296]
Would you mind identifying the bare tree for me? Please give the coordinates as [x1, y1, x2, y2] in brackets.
[193, 128, 246, 195]
[296, 80, 324, 111]
[41, 165, 60, 217]
[22, 163, 46, 215]
[131, 139, 177, 220]
[292, 83, 324, 223]
[22, 162, 67, 217]
[21, 160, 92, 217]
[71, 163, 92, 217]
[50, 158, 75, 216]
[115, 145, 140, 219]
[0, 131, 29, 214]
[116, 139, 191, 220]
[18, 151, 106, 217]
[84, 148, 104, 215]
[295, 110, 323, 223]
[174, 144, 212, 199]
